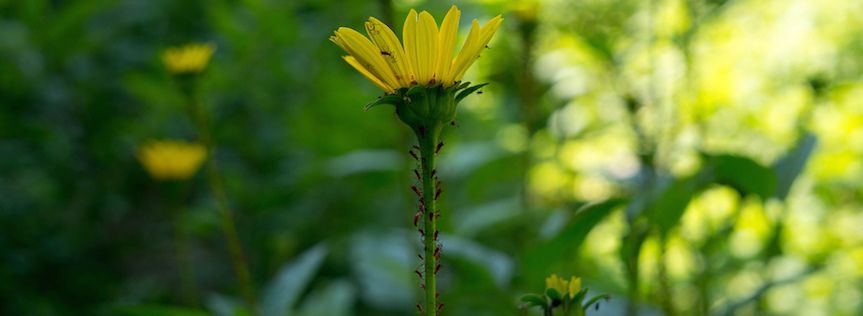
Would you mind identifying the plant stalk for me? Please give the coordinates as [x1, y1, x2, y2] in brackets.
[417, 124, 441, 315]
[187, 92, 258, 312]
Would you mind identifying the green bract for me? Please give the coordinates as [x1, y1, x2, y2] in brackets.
[365, 82, 487, 136]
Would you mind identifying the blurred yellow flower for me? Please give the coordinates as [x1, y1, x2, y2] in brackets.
[330, 5, 503, 93]
[138, 140, 207, 180]
[545, 274, 582, 297]
[162, 43, 216, 74]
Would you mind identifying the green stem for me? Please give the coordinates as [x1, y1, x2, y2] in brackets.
[165, 181, 197, 305]
[187, 93, 258, 312]
[417, 124, 441, 315]
[172, 206, 197, 305]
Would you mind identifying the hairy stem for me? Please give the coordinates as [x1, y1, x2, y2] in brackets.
[417, 124, 442, 315]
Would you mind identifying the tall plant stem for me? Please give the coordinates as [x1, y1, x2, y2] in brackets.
[417, 124, 442, 315]
[187, 93, 257, 312]
[167, 182, 197, 305]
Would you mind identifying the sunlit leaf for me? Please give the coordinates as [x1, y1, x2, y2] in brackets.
[261, 244, 328, 316]
[707, 154, 777, 198]
[522, 199, 626, 281]
[772, 133, 817, 200]
[643, 175, 704, 235]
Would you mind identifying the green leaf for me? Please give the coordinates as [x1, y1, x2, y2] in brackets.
[546, 288, 562, 301]
[772, 133, 817, 200]
[643, 175, 703, 235]
[583, 294, 610, 311]
[522, 199, 626, 281]
[103, 305, 210, 316]
[454, 81, 471, 90]
[296, 280, 356, 316]
[363, 94, 402, 111]
[571, 288, 588, 305]
[707, 154, 777, 198]
[520, 293, 549, 308]
[455, 83, 489, 103]
[260, 244, 328, 316]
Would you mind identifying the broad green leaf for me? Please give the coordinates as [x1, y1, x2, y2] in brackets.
[260, 244, 328, 316]
[350, 231, 415, 309]
[643, 175, 704, 235]
[772, 133, 817, 200]
[440, 234, 514, 287]
[296, 280, 355, 316]
[522, 199, 626, 282]
[707, 154, 777, 198]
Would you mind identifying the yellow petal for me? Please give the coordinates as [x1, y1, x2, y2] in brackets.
[545, 275, 555, 290]
[436, 5, 461, 86]
[416, 11, 439, 84]
[402, 10, 419, 84]
[569, 277, 582, 296]
[343, 56, 395, 93]
[329, 33, 348, 51]
[335, 27, 400, 88]
[452, 15, 503, 82]
[365, 17, 412, 87]
[449, 19, 481, 84]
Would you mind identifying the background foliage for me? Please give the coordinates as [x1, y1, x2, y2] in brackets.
[2, 0, 862, 315]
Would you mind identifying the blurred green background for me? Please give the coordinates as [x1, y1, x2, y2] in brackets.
[2, 0, 863, 315]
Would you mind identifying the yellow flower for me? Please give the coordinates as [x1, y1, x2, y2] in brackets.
[330, 5, 503, 93]
[138, 140, 207, 180]
[546, 273, 569, 296]
[162, 43, 216, 74]
[545, 274, 582, 298]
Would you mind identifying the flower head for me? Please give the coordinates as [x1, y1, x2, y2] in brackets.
[545, 274, 582, 298]
[138, 140, 207, 181]
[162, 43, 216, 74]
[330, 5, 503, 93]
